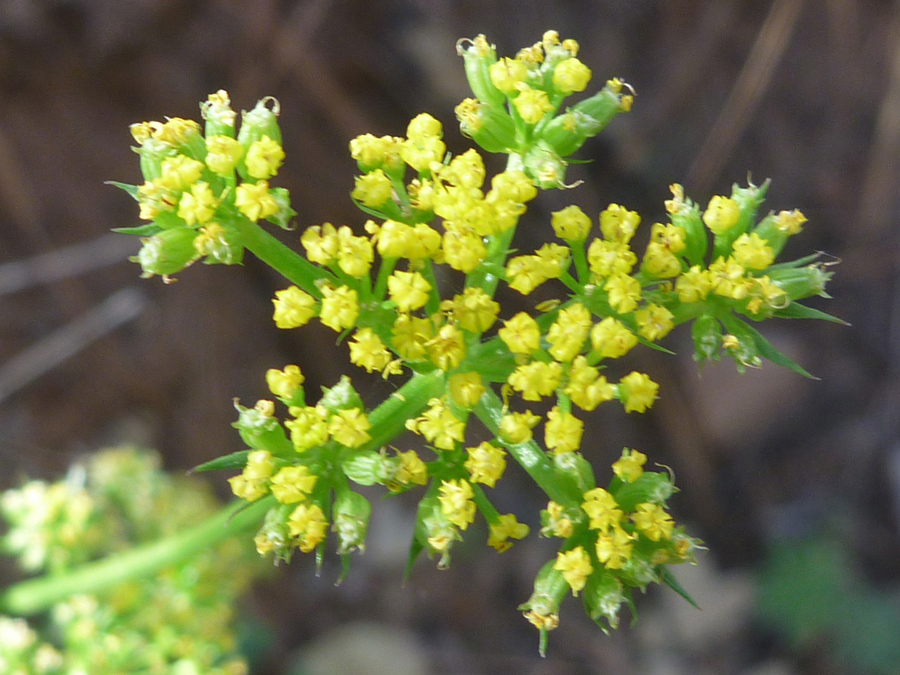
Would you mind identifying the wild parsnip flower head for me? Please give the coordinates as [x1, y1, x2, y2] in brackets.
[116, 29, 838, 654]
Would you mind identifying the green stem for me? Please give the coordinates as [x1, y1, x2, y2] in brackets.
[236, 219, 337, 296]
[463, 154, 521, 298]
[357, 369, 446, 453]
[0, 497, 272, 617]
[473, 389, 581, 506]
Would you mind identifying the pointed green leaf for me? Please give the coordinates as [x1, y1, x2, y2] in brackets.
[735, 317, 817, 379]
[190, 450, 250, 473]
[106, 180, 140, 200]
[661, 566, 701, 609]
[112, 223, 163, 236]
[774, 302, 849, 325]
[403, 537, 425, 582]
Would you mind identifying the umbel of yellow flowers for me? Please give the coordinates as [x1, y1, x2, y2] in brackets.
[116, 29, 836, 654]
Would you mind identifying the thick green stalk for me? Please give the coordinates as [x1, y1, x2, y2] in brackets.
[357, 369, 446, 452]
[0, 497, 272, 617]
[236, 219, 336, 295]
[474, 389, 582, 506]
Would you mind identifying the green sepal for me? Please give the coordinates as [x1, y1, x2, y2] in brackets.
[106, 181, 140, 200]
[669, 200, 707, 267]
[264, 187, 298, 230]
[232, 400, 294, 455]
[112, 224, 163, 236]
[342, 450, 383, 486]
[611, 472, 677, 511]
[132, 226, 200, 278]
[691, 313, 723, 363]
[660, 566, 701, 609]
[190, 450, 251, 473]
[319, 375, 364, 414]
[553, 452, 595, 493]
[459, 37, 506, 109]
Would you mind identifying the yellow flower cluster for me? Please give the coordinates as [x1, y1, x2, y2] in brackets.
[115, 28, 833, 649]
[129, 91, 293, 279]
[524, 448, 700, 633]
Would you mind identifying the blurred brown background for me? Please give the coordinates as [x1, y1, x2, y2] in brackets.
[0, 1, 897, 674]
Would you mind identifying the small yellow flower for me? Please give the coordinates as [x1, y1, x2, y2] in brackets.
[348, 328, 393, 373]
[445, 288, 500, 333]
[159, 155, 204, 190]
[288, 502, 328, 553]
[235, 180, 279, 221]
[642, 241, 682, 278]
[328, 408, 371, 448]
[612, 448, 646, 483]
[351, 169, 393, 208]
[703, 195, 741, 234]
[605, 273, 642, 314]
[319, 284, 359, 332]
[731, 232, 775, 270]
[581, 488, 622, 531]
[405, 397, 466, 450]
[544, 406, 584, 455]
[600, 204, 640, 244]
[205, 135, 244, 175]
[590, 317, 637, 359]
[635, 304, 675, 342]
[554, 546, 593, 596]
[542, 501, 574, 538]
[392, 449, 429, 489]
[388, 271, 431, 311]
[465, 441, 507, 487]
[270, 465, 318, 504]
[272, 286, 317, 329]
[498, 312, 541, 354]
[564, 356, 615, 411]
[618, 372, 659, 413]
[229, 450, 275, 502]
[449, 371, 486, 409]
[301, 223, 339, 265]
[245, 135, 285, 179]
[774, 209, 807, 234]
[632, 503, 675, 541]
[489, 57, 528, 94]
[512, 86, 554, 125]
[551, 205, 591, 241]
[177, 181, 217, 226]
[488, 514, 530, 552]
[546, 303, 592, 362]
[286, 405, 330, 452]
[587, 239, 636, 278]
[438, 479, 476, 530]
[336, 226, 374, 278]
[425, 323, 466, 371]
[266, 364, 305, 400]
[349, 133, 402, 171]
[391, 314, 433, 360]
[498, 410, 541, 444]
[508, 360, 563, 402]
[553, 58, 592, 94]
[709, 256, 749, 300]
[675, 265, 713, 303]
[595, 526, 635, 569]
[442, 225, 486, 273]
